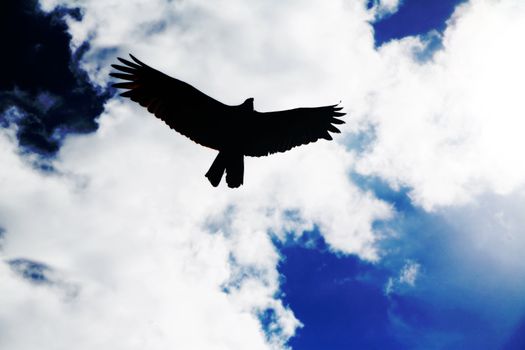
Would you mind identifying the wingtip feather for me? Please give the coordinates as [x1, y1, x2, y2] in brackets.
[129, 54, 145, 66]
[321, 131, 333, 141]
[117, 57, 142, 69]
[109, 72, 135, 80]
[111, 64, 136, 74]
[327, 125, 341, 133]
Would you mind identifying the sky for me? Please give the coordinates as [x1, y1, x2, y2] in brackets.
[0, 0, 524, 349]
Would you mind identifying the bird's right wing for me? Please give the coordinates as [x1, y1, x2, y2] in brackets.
[110, 54, 228, 147]
[243, 105, 346, 157]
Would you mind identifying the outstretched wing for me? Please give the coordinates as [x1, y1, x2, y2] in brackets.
[243, 105, 346, 157]
[110, 54, 229, 147]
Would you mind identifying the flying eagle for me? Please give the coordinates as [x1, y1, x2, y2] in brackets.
[110, 55, 345, 188]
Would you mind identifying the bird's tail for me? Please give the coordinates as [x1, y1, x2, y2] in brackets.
[205, 152, 244, 188]
[225, 153, 244, 188]
[205, 152, 227, 187]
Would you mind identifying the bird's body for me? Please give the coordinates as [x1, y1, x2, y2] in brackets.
[110, 54, 346, 188]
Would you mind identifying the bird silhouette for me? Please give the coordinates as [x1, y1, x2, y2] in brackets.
[110, 54, 346, 188]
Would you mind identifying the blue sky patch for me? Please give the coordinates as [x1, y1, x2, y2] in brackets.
[372, 0, 466, 46]
[277, 178, 525, 348]
[277, 234, 403, 349]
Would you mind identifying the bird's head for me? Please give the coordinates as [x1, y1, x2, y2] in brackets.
[240, 97, 254, 111]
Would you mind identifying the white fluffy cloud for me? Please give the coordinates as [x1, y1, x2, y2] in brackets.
[357, 0, 525, 209]
[371, 0, 403, 18]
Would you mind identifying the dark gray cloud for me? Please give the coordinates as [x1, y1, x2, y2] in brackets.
[0, 0, 110, 155]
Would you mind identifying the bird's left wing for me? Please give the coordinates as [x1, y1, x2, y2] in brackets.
[110, 54, 229, 147]
[243, 105, 346, 157]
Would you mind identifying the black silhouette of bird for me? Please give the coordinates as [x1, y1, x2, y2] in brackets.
[110, 54, 346, 188]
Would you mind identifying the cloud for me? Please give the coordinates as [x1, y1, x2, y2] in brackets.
[398, 260, 420, 286]
[356, 0, 525, 210]
[0, 119, 287, 349]
[0, 1, 108, 154]
[370, 0, 403, 19]
[385, 260, 420, 295]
